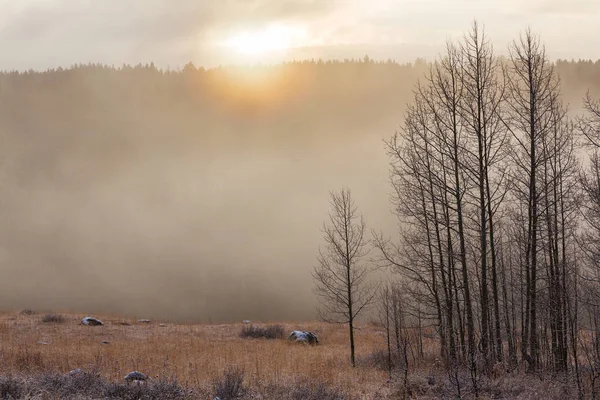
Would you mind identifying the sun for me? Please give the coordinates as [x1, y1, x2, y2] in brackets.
[223, 24, 305, 56]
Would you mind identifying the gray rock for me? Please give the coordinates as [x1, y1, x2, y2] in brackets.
[68, 368, 84, 376]
[81, 317, 104, 326]
[124, 371, 149, 382]
[288, 330, 319, 345]
[138, 319, 151, 323]
[101, 340, 110, 345]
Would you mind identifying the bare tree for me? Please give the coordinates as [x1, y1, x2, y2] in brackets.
[579, 94, 600, 273]
[505, 29, 561, 370]
[376, 21, 591, 393]
[378, 284, 394, 379]
[580, 92, 600, 147]
[377, 39, 478, 390]
[577, 92, 600, 395]
[377, 282, 411, 397]
[313, 188, 377, 367]
[459, 21, 509, 366]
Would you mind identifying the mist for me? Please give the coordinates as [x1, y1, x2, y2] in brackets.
[0, 62, 407, 322]
[0, 60, 598, 322]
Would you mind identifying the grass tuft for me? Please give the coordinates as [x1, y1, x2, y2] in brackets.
[213, 367, 246, 400]
[41, 314, 66, 324]
[239, 324, 285, 340]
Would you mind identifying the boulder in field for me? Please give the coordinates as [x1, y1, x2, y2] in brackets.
[138, 319, 151, 323]
[68, 368, 84, 376]
[81, 317, 104, 326]
[124, 371, 149, 382]
[288, 330, 319, 345]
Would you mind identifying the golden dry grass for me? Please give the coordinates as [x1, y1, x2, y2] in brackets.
[0, 312, 395, 397]
[0, 311, 586, 399]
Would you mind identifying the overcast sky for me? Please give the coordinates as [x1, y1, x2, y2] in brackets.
[0, 0, 598, 71]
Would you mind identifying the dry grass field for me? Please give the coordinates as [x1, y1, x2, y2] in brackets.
[0, 311, 397, 398]
[0, 311, 579, 399]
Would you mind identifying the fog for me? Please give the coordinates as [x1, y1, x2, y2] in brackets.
[0, 61, 598, 322]
[2, 1, 600, 70]
[0, 63, 409, 322]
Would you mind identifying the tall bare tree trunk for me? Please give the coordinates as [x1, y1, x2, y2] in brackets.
[500, 233, 518, 367]
[313, 189, 377, 368]
[507, 30, 560, 370]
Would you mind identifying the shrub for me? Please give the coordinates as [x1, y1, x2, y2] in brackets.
[143, 379, 189, 400]
[35, 371, 106, 397]
[19, 308, 36, 316]
[289, 379, 346, 400]
[3, 372, 192, 399]
[104, 380, 189, 400]
[360, 348, 403, 371]
[261, 378, 347, 400]
[239, 324, 284, 340]
[0, 376, 23, 399]
[213, 367, 246, 400]
[103, 382, 145, 400]
[41, 314, 66, 324]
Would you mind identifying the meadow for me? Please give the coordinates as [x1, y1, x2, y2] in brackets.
[0, 311, 578, 399]
[0, 311, 391, 399]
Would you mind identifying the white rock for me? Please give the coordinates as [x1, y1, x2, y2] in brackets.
[288, 330, 319, 345]
[81, 317, 104, 326]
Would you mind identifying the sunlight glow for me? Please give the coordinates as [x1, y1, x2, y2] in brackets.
[223, 24, 306, 56]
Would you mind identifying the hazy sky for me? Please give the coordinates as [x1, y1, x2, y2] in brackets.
[0, 0, 598, 70]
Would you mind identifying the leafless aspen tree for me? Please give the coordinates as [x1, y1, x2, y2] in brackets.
[313, 188, 377, 367]
[377, 283, 410, 396]
[376, 38, 479, 391]
[378, 284, 394, 379]
[505, 29, 562, 370]
[459, 21, 509, 366]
